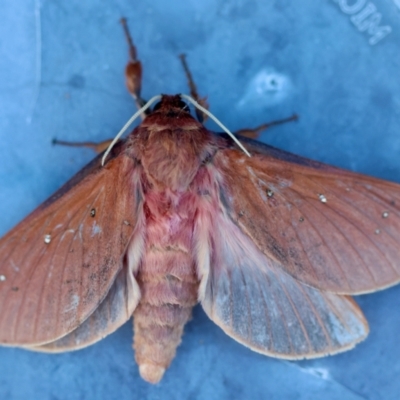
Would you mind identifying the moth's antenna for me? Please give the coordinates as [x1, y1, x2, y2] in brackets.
[180, 94, 251, 157]
[102, 94, 162, 166]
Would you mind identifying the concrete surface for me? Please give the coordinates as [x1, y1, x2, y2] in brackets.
[0, 1, 400, 399]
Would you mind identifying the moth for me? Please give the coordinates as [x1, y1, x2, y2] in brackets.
[1, 20, 400, 385]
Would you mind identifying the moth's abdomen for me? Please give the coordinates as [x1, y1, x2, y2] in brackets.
[132, 192, 200, 383]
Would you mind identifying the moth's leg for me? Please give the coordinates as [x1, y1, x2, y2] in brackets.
[235, 114, 298, 139]
[52, 139, 113, 154]
[53, 19, 148, 154]
[178, 54, 209, 122]
[120, 18, 148, 118]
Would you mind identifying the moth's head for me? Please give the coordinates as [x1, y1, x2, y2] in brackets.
[150, 94, 192, 118]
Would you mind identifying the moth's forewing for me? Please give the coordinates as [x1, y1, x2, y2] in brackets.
[215, 137, 400, 295]
[197, 202, 368, 358]
[0, 143, 142, 346]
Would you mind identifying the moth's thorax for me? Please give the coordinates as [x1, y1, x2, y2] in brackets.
[128, 103, 218, 191]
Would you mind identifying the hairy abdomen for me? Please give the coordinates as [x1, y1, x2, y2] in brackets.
[132, 190, 199, 383]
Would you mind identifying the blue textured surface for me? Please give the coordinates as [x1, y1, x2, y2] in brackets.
[1, 1, 400, 399]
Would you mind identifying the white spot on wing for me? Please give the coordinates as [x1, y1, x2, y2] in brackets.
[91, 222, 102, 237]
[61, 229, 75, 242]
[278, 179, 291, 188]
[10, 260, 19, 272]
[78, 224, 84, 241]
[318, 194, 327, 203]
[64, 294, 80, 313]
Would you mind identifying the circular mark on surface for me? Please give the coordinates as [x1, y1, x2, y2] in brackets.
[237, 68, 292, 109]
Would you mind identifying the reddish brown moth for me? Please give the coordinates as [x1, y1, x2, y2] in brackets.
[1, 20, 400, 385]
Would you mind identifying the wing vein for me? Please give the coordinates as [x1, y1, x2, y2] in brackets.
[272, 267, 313, 354]
[11, 214, 61, 340]
[309, 177, 399, 280]
[254, 270, 273, 352]
[265, 269, 294, 355]
[31, 194, 96, 341]
[295, 281, 333, 351]
[279, 187, 352, 289]
[239, 267, 253, 341]
[56, 187, 106, 335]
